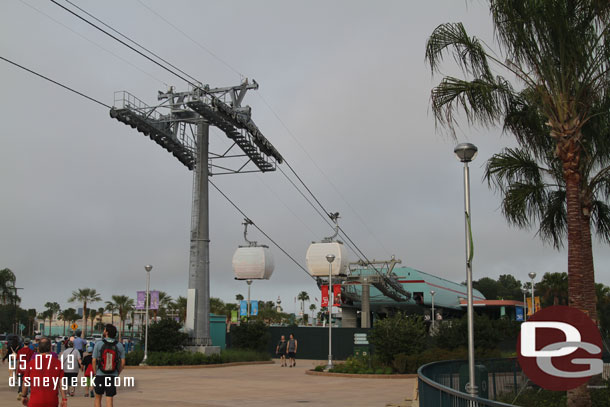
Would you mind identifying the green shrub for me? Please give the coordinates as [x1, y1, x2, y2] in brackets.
[375, 368, 385, 374]
[369, 313, 428, 365]
[392, 353, 409, 374]
[314, 365, 324, 372]
[148, 318, 188, 352]
[231, 320, 270, 352]
[220, 348, 270, 363]
[435, 314, 520, 351]
[125, 350, 143, 366]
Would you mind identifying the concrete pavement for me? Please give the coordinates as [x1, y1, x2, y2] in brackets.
[1, 360, 416, 407]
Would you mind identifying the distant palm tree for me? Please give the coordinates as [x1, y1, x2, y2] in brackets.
[27, 309, 37, 336]
[156, 291, 172, 320]
[58, 310, 67, 336]
[111, 295, 135, 340]
[175, 296, 187, 323]
[105, 301, 117, 325]
[96, 307, 105, 331]
[536, 273, 568, 306]
[68, 288, 101, 337]
[0, 268, 18, 305]
[44, 302, 61, 335]
[297, 291, 309, 317]
[309, 303, 317, 321]
[88, 308, 97, 334]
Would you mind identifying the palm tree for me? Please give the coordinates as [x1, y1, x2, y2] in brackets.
[44, 302, 60, 336]
[297, 291, 309, 318]
[536, 273, 569, 307]
[0, 268, 18, 305]
[105, 301, 117, 325]
[175, 296, 187, 323]
[68, 288, 102, 337]
[88, 308, 97, 334]
[27, 309, 37, 336]
[156, 291, 173, 320]
[111, 295, 134, 340]
[235, 294, 244, 302]
[58, 310, 67, 336]
[38, 310, 52, 335]
[309, 303, 317, 321]
[426, 1, 608, 317]
[96, 307, 105, 332]
[426, 5, 610, 403]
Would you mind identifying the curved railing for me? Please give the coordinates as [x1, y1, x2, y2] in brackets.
[417, 359, 522, 407]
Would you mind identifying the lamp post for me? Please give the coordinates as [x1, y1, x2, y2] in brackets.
[455, 142, 478, 397]
[246, 279, 253, 318]
[430, 290, 436, 329]
[326, 254, 335, 370]
[140, 264, 152, 366]
[522, 287, 528, 321]
[528, 272, 537, 315]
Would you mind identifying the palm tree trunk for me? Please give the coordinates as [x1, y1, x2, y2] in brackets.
[580, 204, 597, 322]
[63, 320, 66, 336]
[82, 302, 88, 337]
[560, 139, 592, 407]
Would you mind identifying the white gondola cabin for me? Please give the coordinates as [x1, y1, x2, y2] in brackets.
[305, 241, 349, 277]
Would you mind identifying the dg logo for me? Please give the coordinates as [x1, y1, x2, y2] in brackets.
[517, 305, 603, 391]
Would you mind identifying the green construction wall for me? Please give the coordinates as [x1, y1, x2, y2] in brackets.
[210, 314, 227, 349]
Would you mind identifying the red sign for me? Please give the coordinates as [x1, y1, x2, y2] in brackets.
[517, 306, 602, 391]
[321, 285, 329, 307]
[333, 284, 341, 306]
[321, 285, 341, 307]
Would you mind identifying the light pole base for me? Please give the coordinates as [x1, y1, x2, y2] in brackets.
[325, 356, 333, 371]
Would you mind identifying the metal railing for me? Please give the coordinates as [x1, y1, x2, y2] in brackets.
[418, 359, 522, 407]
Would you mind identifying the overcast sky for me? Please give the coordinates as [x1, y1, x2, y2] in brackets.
[1, 0, 608, 315]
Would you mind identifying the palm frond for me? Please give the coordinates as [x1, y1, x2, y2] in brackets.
[592, 200, 610, 244]
[425, 22, 493, 79]
[537, 189, 567, 249]
[431, 75, 515, 133]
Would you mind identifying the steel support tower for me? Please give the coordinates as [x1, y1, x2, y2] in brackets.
[110, 80, 282, 349]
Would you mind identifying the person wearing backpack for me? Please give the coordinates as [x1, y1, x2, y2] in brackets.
[61, 340, 82, 397]
[92, 324, 125, 407]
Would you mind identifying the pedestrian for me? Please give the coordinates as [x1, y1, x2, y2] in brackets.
[287, 333, 298, 367]
[55, 338, 62, 355]
[92, 324, 125, 407]
[21, 337, 68, 407]
[16, 338, 34, 401]
[2, 335, 20, 386]
[81, 346, 95, 398]
[72, 329, 87, 357]
[275, 335, 287, 367]
[61, 341, 81, 397]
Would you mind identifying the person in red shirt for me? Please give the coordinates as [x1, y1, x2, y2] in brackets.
[22, 337, 68, 407]
[17, 338, 34, 401]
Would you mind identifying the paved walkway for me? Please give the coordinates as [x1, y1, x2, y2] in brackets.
[1, 360, 416, 407]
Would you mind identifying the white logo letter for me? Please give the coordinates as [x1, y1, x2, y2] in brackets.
[521, 322, 581, 357]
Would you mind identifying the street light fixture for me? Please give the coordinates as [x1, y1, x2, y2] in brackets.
[455, 142, 478, 397]
[528, 272, 537, 315]
[140, 264, 152, 366]
[430, 290, 436, 329]
[325, 254, 335, 370]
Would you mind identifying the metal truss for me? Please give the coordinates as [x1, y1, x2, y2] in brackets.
[110, 79, 282, 175]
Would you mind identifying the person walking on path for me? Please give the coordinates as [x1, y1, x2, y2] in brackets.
[21, 337, 68, 407]
[16, 338, 34, 401]
[287, 333, 298, 367]
[81, 346, 95, 398]
[275, 335, 288, 367]
[73, 329, 86, 358]
[92, 324, 125, 407]
[61, 341, 81, 397]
